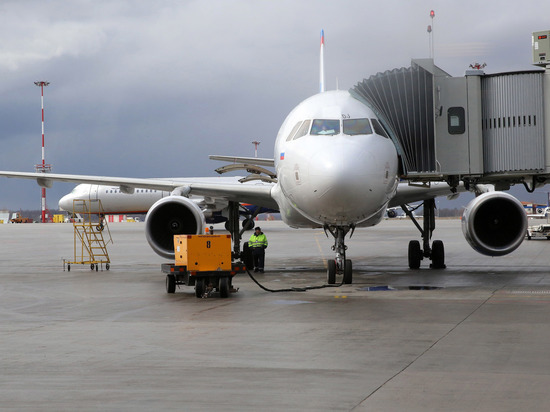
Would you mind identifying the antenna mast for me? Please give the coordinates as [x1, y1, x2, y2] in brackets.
[34, 81, 52, 223]
[252, 140, 261, 158]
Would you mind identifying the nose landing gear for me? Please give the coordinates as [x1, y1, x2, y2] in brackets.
[324, 225, 355, 284]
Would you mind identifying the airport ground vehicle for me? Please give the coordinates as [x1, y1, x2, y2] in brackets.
[161, 234, 247, 298]
[161, 262, 246, 298]
[9, 212, 33, 223]
[526, 223, 550, 240]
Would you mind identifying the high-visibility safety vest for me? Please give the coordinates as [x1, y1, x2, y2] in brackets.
[249, 233, 268, 249]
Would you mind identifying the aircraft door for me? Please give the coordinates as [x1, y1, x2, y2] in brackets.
[89, 185, 100, 201]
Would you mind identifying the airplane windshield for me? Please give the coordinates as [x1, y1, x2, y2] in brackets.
[370, 118, 390, 138]
[294, 120, 311, 140]
[310, 119, 340, 136]
[343, 118, 373, 135]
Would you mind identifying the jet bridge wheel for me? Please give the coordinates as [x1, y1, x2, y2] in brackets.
[430, 240, 445, 269]
[408, 240, 422, 269]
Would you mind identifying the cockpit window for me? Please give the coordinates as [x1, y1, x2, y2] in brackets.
[343, 118, 373, 135]
[286, 121, 303, 141]
[293, 119, 311, 140]
[370, 118, 390, 138]
[310, 119, 340, 136]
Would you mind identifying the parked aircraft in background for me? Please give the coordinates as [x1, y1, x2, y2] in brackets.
[0, 31, 528, 284]
[58, 183, 276, 227]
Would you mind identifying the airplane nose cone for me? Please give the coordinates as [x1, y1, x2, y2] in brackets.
[300, 138, 394, 224]
[58, 194, 72, 211]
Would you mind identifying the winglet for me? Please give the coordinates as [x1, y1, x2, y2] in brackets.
[319, 30, 325, 93]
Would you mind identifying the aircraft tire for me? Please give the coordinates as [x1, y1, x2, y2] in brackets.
[327, 260, 336, 284]
[431, 240, 445, 269]
[166, 274, 176, 294]
[343, 259, 353, 284]
[408, 240, 422, 269]
[242, 218, 255, 231]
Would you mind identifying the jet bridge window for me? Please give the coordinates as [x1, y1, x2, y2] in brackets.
[448, 107, 465, 135]
[310, 119, 340, 135]
[343, 118, 373, 135]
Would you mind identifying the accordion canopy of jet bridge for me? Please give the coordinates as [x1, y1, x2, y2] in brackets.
[351, 59, 550, 191]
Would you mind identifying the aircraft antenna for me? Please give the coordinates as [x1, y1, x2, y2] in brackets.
[320, 30, 325, 93]
[34, 81, 52, 223]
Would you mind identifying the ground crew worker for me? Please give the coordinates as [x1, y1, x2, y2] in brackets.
[249, 226, 268, 273]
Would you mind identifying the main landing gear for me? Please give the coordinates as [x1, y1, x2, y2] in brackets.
[401, 198, 446, 270]
[324, 225, 354, 285]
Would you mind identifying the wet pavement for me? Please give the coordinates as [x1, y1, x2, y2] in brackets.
[1, 219, 550, 411]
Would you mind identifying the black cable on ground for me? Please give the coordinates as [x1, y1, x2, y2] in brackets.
[246, 268, 344, 293]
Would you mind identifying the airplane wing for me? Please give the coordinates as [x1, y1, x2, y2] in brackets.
[0, 171, 278, 209]
[209, 155, 275, 167]
[388, 181, 466, 207]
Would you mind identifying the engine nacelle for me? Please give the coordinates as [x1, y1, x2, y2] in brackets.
[145, 196, 206, 259]
[462, 191, 527, 256]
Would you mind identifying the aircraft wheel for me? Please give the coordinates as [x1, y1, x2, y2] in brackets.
[343, 259, 353, 284]
[327, 260, 336, 284]
[408, 240, 422, 269]
[242, 218, 255, 231]
[166, 274, 176, 294]
[431, 240, 445, 269]
[195, 278, 205, 298]
[219, 277, 229, 298]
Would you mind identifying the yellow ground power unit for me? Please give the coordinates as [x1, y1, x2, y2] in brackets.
[174, 234, 232, 271]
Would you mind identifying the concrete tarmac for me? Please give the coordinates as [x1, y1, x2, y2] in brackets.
[2, 219, 550, 411]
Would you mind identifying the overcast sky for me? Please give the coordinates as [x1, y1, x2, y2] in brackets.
[1, 0, 550, 211]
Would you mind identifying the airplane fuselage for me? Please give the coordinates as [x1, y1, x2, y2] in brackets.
[60, 184, 171, 214]
[272, 90, 399, 228]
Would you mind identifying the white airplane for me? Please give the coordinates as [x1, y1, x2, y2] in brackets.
[0, 31, 528, 283]
[57, 181, 278, 227]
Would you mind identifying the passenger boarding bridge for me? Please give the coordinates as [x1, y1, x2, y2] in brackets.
[351, 30, 550, 194]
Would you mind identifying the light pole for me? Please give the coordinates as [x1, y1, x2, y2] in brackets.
[34, 81, 52, 223]
[252, 141, 261, 158]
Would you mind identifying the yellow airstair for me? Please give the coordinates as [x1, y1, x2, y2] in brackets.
[64, 199, 113, 271]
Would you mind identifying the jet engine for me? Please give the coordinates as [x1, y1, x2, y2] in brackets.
[145, 196, 206, 259]
[462, 191, 527, 256]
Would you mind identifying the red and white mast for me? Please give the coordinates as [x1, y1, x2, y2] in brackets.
[251, 140, 261, 158]
[34, 81, 51, 223]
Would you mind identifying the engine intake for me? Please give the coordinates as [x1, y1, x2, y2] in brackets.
[145, 196, 206, 259]
[462, 191, 527, 256]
